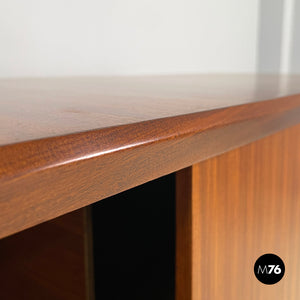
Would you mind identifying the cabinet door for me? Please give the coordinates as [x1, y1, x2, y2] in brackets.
[176, 124, 300, 300]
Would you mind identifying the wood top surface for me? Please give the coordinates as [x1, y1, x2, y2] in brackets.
[1, 74, 300, 238]
[1, 74, 300, 145]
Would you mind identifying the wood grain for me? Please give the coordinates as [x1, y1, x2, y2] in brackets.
[176, 123, 300, 300]
[1, 74, 300, 145]
[1, 95, 300, 238]
[1, 75, 300, 238]
[0, 208, 92, 300]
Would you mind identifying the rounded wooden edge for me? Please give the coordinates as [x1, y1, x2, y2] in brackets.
[1, 95, 300, 238]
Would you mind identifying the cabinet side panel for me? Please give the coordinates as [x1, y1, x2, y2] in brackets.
[0, 208, 91, 300]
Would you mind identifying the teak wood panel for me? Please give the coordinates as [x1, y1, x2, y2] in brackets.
[1, 75, 300, 239]
[0, 208, 93, 300]
[1, 75, 300, 145]
[1, 98, 300, 239]
[176, 123, 300, 300]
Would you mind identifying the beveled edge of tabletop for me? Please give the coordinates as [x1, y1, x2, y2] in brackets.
[1, 94, 300, 238]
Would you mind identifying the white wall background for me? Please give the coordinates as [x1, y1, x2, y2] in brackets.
[0, 0, 298, 78]
[256, 0, 299, 73]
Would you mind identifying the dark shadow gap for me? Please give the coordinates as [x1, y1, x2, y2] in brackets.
[91, 174, 175, 300]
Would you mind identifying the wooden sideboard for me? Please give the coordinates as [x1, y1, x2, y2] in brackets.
[1, 74, 300, 299]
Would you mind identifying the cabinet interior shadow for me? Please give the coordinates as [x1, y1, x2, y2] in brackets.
[91, 174, 175, 300]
